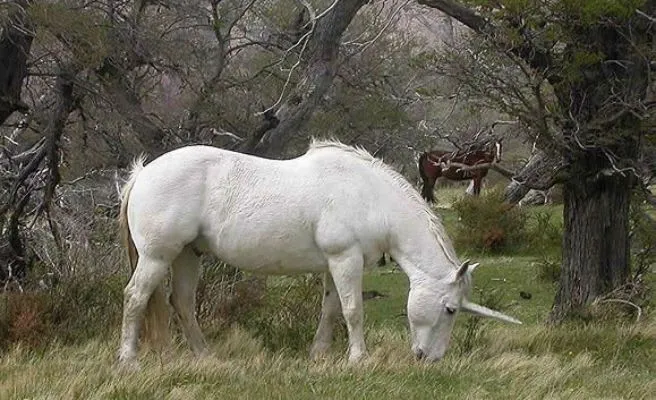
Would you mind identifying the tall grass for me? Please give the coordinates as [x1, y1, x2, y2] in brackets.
[1, 320, 654, 399]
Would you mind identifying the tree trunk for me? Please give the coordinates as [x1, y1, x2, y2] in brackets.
[549, 163, 633, 322]
[0, 0, 33, 125]
[96, 61, 168, 159]
[243, 0, 368, 158]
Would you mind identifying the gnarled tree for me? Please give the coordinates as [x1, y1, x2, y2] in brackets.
[417, 0, 656, 321]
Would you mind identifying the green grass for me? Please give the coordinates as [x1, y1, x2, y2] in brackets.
[1, 201, 655, 399]
[1, 319, 655, 399]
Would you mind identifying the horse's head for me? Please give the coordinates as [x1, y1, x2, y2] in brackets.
[484, 139, 503, 163]
[407, 260, 520, 362]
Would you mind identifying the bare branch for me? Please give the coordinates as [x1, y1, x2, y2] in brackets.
[433, 159, 516, 179]
[504, 150, 567, 204]
[242, 0, 369, 157]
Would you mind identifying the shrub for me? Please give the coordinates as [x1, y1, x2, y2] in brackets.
[0, 292, 49, 348]
[44, 272, 125, 344]
[239, 275, 327, 353]
[629, 198, 656, 279]
[196, 259, 266, 337]
[455, 286, 506, 355]
[526, 210, 563, 283]
[534, 257, 561, 283]
[197, 262, 333, 354]
[0, 272, 125, 350]
[452, 189, 528, 253]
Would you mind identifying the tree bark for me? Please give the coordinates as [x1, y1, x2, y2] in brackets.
[0, 0, 33, 125]
[550, 170, 632, 321]
[504, 150, 565, 204]
[95, 59, 168, 159]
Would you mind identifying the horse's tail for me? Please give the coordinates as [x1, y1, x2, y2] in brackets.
[418, 152, 435, 203]
[119, 157, 143, 277]
[119, 155, 170, 350]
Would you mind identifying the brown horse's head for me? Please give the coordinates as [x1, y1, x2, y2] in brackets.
[483, 139, 502, 163]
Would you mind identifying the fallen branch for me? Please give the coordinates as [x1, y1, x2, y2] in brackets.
[433, 160, 516, 179]
[592, 298, 643, 322]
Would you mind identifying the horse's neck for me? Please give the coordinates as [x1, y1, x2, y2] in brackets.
[389, 227, 455, 285]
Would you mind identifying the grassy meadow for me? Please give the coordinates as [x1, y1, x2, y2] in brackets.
[1, 188, 655, 399]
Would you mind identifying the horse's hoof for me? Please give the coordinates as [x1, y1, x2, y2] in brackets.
[116, 359, 140, 372]
[347, 351, 367, 364]
[309, 343, 331, 361]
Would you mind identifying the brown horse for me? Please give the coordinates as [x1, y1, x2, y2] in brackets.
[419, 141, 502, 203]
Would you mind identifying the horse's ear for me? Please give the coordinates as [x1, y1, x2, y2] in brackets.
[456, 260, 470, 280]
[494, 141, 502, 161]
[469, 262, 480, 273]
[456, 260, 479, 281]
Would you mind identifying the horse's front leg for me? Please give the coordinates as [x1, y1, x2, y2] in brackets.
[421, 178, 437, 203]
[327, 247, 366, 363]
[310, 272, 342, 360]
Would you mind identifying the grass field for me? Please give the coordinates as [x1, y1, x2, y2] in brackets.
[1, 190, 655, 399]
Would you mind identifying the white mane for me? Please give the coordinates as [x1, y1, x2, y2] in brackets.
[308, 138, 461, 268]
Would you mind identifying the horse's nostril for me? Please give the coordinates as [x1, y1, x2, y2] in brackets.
[415, 348, 426, 361]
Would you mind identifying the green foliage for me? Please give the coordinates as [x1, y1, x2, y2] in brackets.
[29, 3, 109, 68]
[456, 286, 505, 355]
[196, 262, 330, 353]
[559, 0, 645, 22]
[525, 210, 563, 282]
[195, 260, 257, 333]
[238, 276, 333, 353]
[452, 189, 528, 253]
[629, 199, 656, 278]
[534, 255, 561, 284]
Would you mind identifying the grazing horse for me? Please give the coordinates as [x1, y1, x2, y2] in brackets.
[418, 141, 502, 203]
[117, 139, 520, 368]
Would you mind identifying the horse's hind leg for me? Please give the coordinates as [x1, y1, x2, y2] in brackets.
[310, 272, 342, 360]
[473, 177, 482, 196]
[119, 255, 170, 366]
[327, 247, 366, 363]
[170, 245, 208, 357]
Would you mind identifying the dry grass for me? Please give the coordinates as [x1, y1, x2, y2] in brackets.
[1, 320, 655, 400]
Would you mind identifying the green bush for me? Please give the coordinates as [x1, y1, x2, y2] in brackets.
[239, 275, 328, 353]
[526, 210, 563, 282]
[629, 198, 656, 278]
[452, 189, 528, 253]
[44, 273, 125, 344]
[196, 259, 263, 335]
[456, 287, 503, 355]
[197, 263, 344, 354]
[0, 251, 330, 355]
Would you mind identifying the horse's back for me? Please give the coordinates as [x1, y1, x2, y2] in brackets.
[126, 144, 402, 271]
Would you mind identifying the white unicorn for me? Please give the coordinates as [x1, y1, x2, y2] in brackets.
[117, 139, 521, 367]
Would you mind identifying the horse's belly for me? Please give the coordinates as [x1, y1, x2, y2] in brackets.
[208, 229, 328, 274]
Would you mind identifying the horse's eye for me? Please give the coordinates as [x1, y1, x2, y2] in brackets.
[446, 306, 456, 315]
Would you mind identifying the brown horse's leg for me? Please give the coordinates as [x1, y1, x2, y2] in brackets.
[473, 177, 481, 196]
[421, 178, 436, 203]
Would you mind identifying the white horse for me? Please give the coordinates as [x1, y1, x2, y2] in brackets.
[117, 139, 521, 367]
